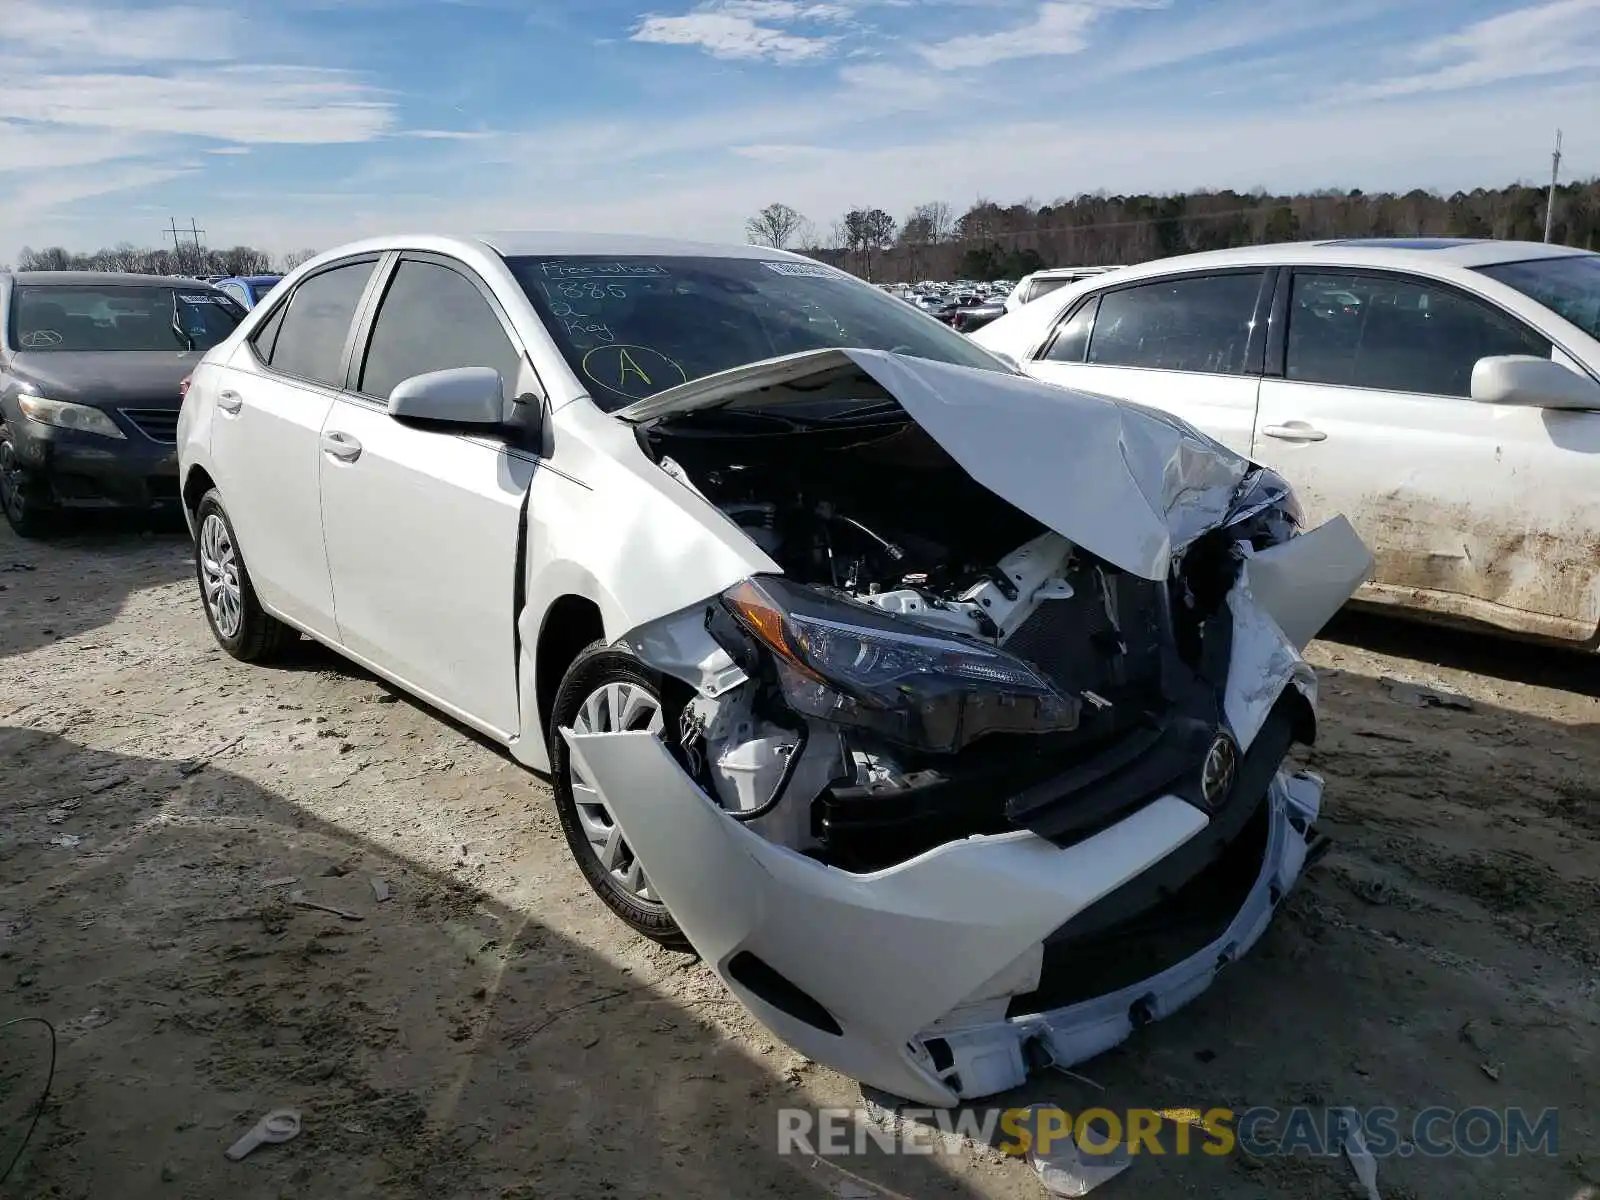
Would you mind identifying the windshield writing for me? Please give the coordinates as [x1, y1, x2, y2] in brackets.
[506, 254, 1007, 410]
[11, 284, 242, 352]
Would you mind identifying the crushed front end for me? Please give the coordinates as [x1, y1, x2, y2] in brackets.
[564, 352, 1373, 1105]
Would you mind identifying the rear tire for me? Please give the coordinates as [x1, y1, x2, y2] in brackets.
[193, 489, 297, 662]
[549, 641, 690, 950]
[0, 422, 56, 539]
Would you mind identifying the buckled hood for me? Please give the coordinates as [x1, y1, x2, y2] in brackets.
[617, 348, 1251, 582]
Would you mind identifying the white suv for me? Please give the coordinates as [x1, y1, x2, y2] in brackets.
[976, 238, 1600, 645]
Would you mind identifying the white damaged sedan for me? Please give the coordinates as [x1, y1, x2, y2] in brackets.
[176, 233, 1373, 1106]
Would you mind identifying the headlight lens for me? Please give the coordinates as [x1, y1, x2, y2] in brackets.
[17, 395, 126, 439]
[721, 576, 1081, 753]
[1224, 466, 1302, 544]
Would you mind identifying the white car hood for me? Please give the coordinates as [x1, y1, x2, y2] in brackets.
[618, 348, 1250, 582]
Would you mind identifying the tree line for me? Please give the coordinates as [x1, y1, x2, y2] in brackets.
[7, 243, 319, 277]
[747, 178, 1600, 282]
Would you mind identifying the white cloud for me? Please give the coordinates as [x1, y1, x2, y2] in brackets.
[0, 0, 394, 250]
[632, 0, 844, 62]
[2, 67, 392, 144]
[1343, 0, 1600, 100]
[396, 129, 499, 140]
[917, 0, 1162, 70]
[3, 0, 237, 61]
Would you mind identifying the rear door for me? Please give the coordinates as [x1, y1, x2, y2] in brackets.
[208, 256, 379, 639]
[1023, 269, 1271, 457]
[317, 253, 538, 739]
[1252, 267, 1600, 641]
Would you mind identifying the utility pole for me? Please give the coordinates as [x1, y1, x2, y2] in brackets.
[1544, 129, 1563, 243]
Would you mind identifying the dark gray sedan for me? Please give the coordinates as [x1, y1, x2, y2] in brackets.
[0, 271, 244, 536]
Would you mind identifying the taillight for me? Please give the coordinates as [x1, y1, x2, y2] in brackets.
[179, 376, 191, 399]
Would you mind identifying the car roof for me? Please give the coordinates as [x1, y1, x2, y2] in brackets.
[1100, 238, 1593, 282]
[216, 274, 282, 285]
[1028, 266, 1121, 280]
[479, 231, 813, 260]
[3, 270, 222, 287]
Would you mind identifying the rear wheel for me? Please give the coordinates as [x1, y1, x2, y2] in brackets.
[0, 423, 56, 538]
[549, 641, 689, 949]
[194, 489, 297, 662]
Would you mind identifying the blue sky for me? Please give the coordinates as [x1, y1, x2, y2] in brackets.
[1, 0, 1596, 259]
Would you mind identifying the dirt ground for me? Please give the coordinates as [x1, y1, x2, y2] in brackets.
[0, 518, 1596, 1200]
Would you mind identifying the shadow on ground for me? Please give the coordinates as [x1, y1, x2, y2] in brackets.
[0, 518, 191, 662]
[0, 727, 981, 1199]
[1323, 607, 1600, 698]
[864, 621, 1600, 1199]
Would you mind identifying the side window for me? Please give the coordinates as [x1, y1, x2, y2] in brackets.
[1287, 271, 1552, 398]
[1030, 278, 1072, 304]
[249, 298, 288, 363]
[1087, 272, 1264, 374]
[219, 282, 249, 307]
[1041, 297, 1098, 363]
[268, 260, 376, 387]
[359, 259, 522, 402]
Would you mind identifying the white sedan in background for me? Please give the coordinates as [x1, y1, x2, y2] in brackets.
[974, 238, 1600, 645]
[177, 232, 1369, 1106]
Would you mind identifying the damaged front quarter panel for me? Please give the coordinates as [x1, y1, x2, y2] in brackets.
[571, 512, 1368, 1106]
[573, 352, 1376, 1106]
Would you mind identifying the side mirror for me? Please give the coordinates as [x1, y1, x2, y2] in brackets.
[387, 367, 504, 426]
[1470, 355, 1600, 411]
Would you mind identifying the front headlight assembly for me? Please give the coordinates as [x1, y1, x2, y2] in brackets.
[17, 394, 126, 440]
[1223, 466, 1302, 547]
[720, 576, 1081, 753]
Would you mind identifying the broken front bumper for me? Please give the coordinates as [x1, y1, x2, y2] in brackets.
[566, 722, 1320, 1107]
[563, 519, 1369, 1107]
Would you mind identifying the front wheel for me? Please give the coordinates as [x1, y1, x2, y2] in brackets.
[549, 641, 689, 949]
[193, 489, 297, 662]
[0, 423, 56, 538]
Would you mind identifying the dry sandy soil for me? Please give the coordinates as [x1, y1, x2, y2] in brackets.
[0, 518, 1596, 1200]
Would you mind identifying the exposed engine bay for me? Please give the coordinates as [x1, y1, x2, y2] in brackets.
[567, 349, 1372, 1108]
[636, 406, 1301, 872]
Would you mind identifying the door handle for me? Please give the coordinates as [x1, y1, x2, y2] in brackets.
[321, 431, 362, 462]
[1261, 423, 1327, 443]
[216, 389, 243, 415]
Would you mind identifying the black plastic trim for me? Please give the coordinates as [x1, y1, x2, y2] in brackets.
[727, 952, 843, 1036]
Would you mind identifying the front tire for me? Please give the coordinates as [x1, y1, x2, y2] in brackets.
[549, 641, 689, 949]
[193, 489, 297, 662]
[0, 422, 56, 538]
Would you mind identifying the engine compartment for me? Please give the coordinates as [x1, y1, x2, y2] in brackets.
[651, 417, 1048, 631]
[637, 409, 1247, 868]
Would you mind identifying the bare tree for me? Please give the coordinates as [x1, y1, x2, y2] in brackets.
[745, 203, 810, 250]
[276, 249, 319, 272]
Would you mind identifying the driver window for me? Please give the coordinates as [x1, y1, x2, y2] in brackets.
[359, 259, 523, 403]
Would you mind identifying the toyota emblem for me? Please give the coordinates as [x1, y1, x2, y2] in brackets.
[1200, 733, 1238, 809]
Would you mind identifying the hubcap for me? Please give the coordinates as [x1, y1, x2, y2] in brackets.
[198, 512, 243, 639]
[568, 681, 663, 903]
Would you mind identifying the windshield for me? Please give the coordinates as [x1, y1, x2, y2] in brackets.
[504, 254, 1008, 410]
[1476, 255, 1600, 341]
[11, 284, 244, 352]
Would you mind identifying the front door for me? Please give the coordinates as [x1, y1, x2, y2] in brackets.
[317, 254, 536, 738]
